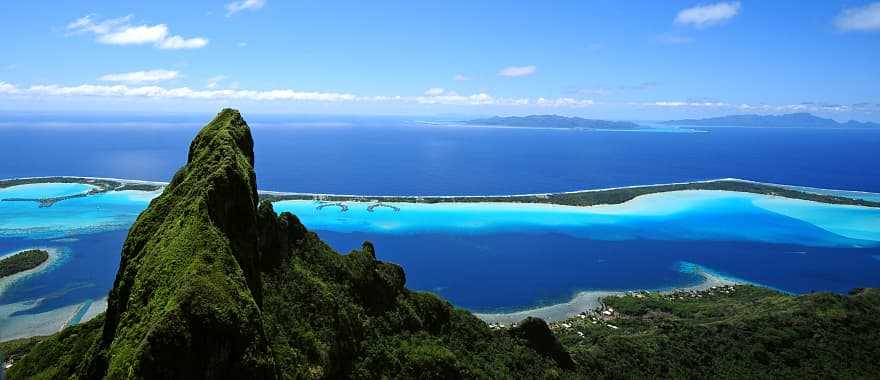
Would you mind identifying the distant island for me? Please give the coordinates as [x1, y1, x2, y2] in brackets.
[465, 115, 643, 130]
[0, 249, 49, 279]
[663, 112, 880, 128]
[5, 109, 880, 379]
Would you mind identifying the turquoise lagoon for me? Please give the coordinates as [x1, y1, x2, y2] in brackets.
[2, 182, 880, 339]
[273, 191, 880, 247]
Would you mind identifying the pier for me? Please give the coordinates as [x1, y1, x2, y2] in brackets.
[1, 186, 107, 208]
[367, 203, 400, 212]
[316, 202, 349, 212]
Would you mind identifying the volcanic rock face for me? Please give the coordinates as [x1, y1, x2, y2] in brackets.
[7, 109, 571, 380]
[82, 109, 275, 379]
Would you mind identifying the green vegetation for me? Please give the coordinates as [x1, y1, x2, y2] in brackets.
[262, 179, 880, 208]
[554, 285, 880, 378]
[5, 109, 878, 379]
[1, 317, 104, 379]
[0, 249, 49, 278]
[0, 177, 163, 208]
[3, 109, 571, 379]
[465, 115, 642, 130]
[0, 177, 162, 192]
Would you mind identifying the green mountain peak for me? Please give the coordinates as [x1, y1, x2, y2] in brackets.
[6, 109, 571, 379]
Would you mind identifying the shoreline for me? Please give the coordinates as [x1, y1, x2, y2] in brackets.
[475, 263, 743, 325]
[0, 247, 64, 297]
[5, 175, 879, 200]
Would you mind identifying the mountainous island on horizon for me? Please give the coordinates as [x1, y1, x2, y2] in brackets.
[3, 109, 880, 379]
[663, 112, 880, 128]
[464, 115, 643, 130]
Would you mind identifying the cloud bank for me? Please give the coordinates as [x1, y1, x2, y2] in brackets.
[99, 70, 179, 84]
[67, 15, 208, 50]
[0, 80, 867, 115]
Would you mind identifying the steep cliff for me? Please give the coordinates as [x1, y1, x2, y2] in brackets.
[5, 109, 570, 379]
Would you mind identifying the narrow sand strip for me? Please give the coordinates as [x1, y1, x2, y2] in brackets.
[0, 247, 63, 297]
[0, 300, 81, 341]
[475, 264, 740, 325]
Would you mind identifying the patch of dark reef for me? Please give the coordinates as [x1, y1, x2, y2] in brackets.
[4, 109, 879, 379]
[0, 249, 49, 279]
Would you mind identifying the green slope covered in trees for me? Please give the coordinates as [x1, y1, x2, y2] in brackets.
[3, 109, 879, 379]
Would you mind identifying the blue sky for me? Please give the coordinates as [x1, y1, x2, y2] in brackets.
[1, 1, 879, 120]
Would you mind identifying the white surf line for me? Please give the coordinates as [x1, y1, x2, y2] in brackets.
[5, 176, 879, 200]
[261, 178, 880, 201]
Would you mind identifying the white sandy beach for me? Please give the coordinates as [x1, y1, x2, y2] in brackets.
[0, 247, 64, 297]
[475, 266, 740, 325]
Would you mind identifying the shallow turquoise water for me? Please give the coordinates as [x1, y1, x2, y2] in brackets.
[0, 185, 158, 238]
[0, 183, 94, 199]
[273, 191, 880, 247]
[2, 182, 880, 339]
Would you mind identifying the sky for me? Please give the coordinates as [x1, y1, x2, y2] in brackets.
[1, 0, 879, 121]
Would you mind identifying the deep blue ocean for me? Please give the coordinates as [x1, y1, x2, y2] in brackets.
[1, 114, 879, 194]
[1, 114, 879, 338]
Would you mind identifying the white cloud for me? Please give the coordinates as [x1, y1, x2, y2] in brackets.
[416, 87, 591, 107]
[67, 15, 208, 50]
[237, 42, 248, 47]
[206, 75, 228, 89]
[675, 2, 741, 28]
[0, 81, 18, 94]
[17, 83, 357, 102]
[98, 24, 168, 45]
[498, 65, 537, 77]
[644, 101, 855, 113]
[536, 98, 595, 108]
[0, 78, 598, 108]
[652, 101, 729, 107]
[417, 91, 500, 106]
[452, 74, 472, 81]
[226, 0, 267, 17]
[99, 70, 179, 84]
[423, 87, 446, 96]
[67, 15, 132, 35]
[157, 35, 209, 50]
[834, 2, 880, 31]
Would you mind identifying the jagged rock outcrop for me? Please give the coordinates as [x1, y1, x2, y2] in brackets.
[6, 109, 572, 379]
[81, 109, 275, 379]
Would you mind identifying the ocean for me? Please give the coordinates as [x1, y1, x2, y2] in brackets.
[1, 114, 879, 339]
[1, 114, 879, 194]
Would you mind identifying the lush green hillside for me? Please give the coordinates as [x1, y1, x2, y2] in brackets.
[4, 109, 879, 379]
[0, 249, 49, 278]
[2, 109, 569, 379]
[555, 285, 880, 378]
